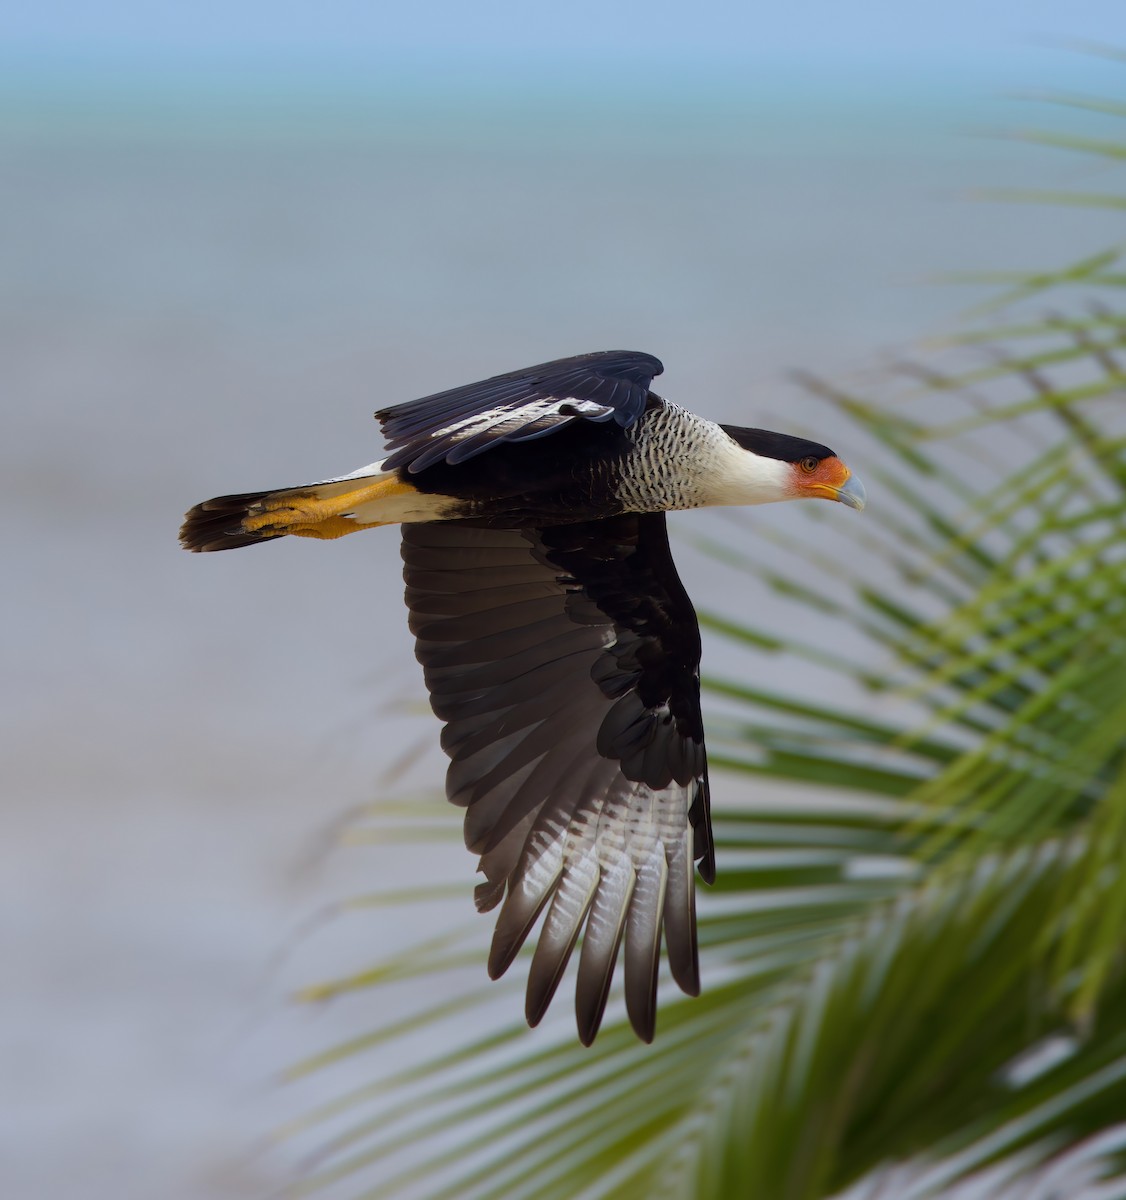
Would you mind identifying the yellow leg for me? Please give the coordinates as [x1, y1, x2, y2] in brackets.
[288, 516, 381, 540]
[240, 475, 419, 539]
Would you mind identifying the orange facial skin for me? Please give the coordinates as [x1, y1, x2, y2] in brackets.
[790, 456, 866, 509]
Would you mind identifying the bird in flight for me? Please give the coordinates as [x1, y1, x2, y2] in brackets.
[181, 350, 865, 1045]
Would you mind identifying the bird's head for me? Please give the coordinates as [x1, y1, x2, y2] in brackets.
[718, 425, 866, 511]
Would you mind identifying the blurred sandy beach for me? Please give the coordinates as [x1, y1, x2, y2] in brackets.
[3, 60, 1122, 1198]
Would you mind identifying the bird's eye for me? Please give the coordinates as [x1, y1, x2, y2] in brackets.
[799, 456, 820, 474]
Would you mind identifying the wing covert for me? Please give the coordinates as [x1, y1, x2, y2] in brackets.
[379, 350, 663, 475]
[401, 513, 712, 1045]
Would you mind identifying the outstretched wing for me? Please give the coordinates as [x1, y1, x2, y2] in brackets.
[378, 350, 663, 474]
[402, 513, 713, 1045]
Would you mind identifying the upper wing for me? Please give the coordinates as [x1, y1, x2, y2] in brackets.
[402, 513, 713, 1045]
[378, 350, 663, 474]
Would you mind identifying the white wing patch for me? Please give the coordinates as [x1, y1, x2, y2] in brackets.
[431, 396, 615, 441]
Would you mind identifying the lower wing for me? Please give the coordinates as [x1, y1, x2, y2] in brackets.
[402, 514, 713, 1044]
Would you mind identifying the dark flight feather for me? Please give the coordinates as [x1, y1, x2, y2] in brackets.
[401, 514, 712, 1044]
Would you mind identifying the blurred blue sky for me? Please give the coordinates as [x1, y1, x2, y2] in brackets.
[4, 0, 1124, 86]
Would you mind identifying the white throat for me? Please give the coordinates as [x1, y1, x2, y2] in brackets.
[699, 430, 793, 508]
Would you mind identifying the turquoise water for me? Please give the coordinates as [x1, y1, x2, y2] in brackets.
[3, 72, 1121, 1197]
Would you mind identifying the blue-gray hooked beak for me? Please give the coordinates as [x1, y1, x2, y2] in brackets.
[835, 473, 866, 511]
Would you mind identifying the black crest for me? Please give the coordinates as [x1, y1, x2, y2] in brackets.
[721, 425, 835, 462]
